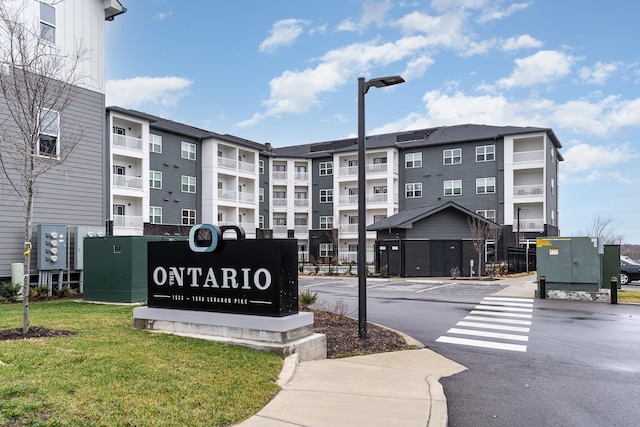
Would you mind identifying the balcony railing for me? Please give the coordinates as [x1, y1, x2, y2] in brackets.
[272, 225, 288, 235]
[217, 189, 256, 204]
[113, 215, 143, 229]
[298, 251, 309, 262]
[517, 218, 544, 231]
[338, 193, 396, 205]
[294, 172, 309, 181]
[219, 222, 255, 234]
[294, 198, 309, 207]
[294, 225, 309, 234]
[514, 184, 544, 197]
[339, 224, 358, 233]
[112, 133, 143, 151]
[513, 150, 543, 163]
[218, 157, 256, 173]
[112, 174, 143, 190]
[272, 171, 287, 181]
[338, 162, 392, 177]
[272, 198, 287, 207]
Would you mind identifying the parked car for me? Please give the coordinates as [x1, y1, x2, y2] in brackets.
[620, 256, 640, 285]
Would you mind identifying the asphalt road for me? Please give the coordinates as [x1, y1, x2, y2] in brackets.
[301, 276, 640, 427]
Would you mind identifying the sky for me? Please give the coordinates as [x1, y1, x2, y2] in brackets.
[104, 0, 640, 244]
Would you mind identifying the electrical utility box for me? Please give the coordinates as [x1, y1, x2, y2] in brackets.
[73, 226, 106, 270]
[536, 237, 603, 291]
[37, 224, 67, 270]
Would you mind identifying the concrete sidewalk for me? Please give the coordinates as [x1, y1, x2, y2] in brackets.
[237, 349, 466, 427]
[236, 274, 537, 427]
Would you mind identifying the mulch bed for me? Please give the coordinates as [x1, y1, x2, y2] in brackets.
[0, 326, 75, 341]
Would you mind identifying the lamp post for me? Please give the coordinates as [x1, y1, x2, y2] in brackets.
[357, 75, 404, 339]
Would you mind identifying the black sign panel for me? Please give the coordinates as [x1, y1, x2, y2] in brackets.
[147, 239, 298, 317]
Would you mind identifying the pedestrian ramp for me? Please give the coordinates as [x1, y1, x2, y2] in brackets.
[436, 297, 533, 352]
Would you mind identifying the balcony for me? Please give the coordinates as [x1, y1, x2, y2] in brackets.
[272, 197, 287, 207]
[514, 184, 544, 197]
[294, 171, 309, 181]
[513, 150, 543, 163]
[517, 218, 544, 232]
[294, 198, 309, 207]
[217, 189, 256, 204]
[218, 157, 256, 174]
[219, 222, 255, 234]
[338, 193, 397, 205]
[112, 174, 143, 190]
[294, 225, 309, 235]
[112, 133, 143, 152]
[113, 215, 143, 232]
[272, 171, 288, 181]
[338, 162, 393, 178]
[339, 223, 358, 233]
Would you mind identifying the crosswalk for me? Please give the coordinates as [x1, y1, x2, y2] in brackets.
[436, 297, 534, 352]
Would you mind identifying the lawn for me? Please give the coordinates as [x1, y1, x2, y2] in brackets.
[0, 300, 282, 426]
[619, 289, 640, 303]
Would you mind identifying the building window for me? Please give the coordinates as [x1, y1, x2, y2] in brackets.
[259, 160, 264, 174]
[373, 157, 387, 164]
[551, 178, 555, 196]
[405, 152, 422, 168]
[38, 109, 59, 158]
[373, 186, 387, 194]
[273, 217, 286, 226]
[319, 243, 334, 257]
[444, 180, 462, 196]
[258, 187, 264, 202]
[319, 216, 333, 229]
[217, 213, 223, 222]
[258, 215, 265, 229]
[476, 177, 495, 194]
[182, 209, 196, 226]
[181, 175, 196, 193]
[149, 134, 162, 153]
[443, 148, 462, 165]
[373, 214, 387, 223]
[149, 206, 162, 224]
[149, 171, 162, 189]
[181, 141, 196, 160]
[39, 2, 56, 43]
[476, 210, 496, 221]
[320, 189, 333, 203]
[476, 145, 495, 162]
[319, 161, 333, 176]
[405, 183, 422, 198]
[551, 209, 555, 226]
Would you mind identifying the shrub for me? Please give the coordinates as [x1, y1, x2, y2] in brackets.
[298, 288, 318, 310]
[380, 265, 388, 277]
[33, 285, 50, 300]
[1, 282, 22, 302]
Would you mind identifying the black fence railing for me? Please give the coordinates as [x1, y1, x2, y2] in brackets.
[507, 246, 536, 274]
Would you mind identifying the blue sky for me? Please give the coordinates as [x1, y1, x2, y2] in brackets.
[105, 0, 640, 244]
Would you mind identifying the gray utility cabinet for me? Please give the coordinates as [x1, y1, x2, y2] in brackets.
[536, 237, 603, 291]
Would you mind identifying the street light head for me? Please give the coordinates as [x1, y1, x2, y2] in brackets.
[368, 75, 405, 88]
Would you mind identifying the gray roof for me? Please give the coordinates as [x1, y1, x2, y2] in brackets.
[367, 201, 499, 231]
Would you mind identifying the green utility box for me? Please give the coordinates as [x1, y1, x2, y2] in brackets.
[536, 237, 603, 292]
[602, 244, 621, 289]
[83, 236, 185, 303]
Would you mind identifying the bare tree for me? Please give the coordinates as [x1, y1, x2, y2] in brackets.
[578, 213, 624, 245]
[0, 3, 87, 333]
[468, 216, 489, 277]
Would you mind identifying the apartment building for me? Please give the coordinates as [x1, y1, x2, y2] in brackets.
[0, 0, 125, 281]
[103, 108, 562, 269]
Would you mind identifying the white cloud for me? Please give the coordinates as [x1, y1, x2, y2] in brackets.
[336, 18, 358, 32]
[259, 19, 309, 53]
[336, 1, 393, 32]
[494, 50, 576, 88]
[105, 76, 192, 108]
[402, 55, 434, 80]
[477, 2, 531, 23]
[578, 61, 621, 84]
[501, 34, 543, 52]
[560, 142, 640, 184]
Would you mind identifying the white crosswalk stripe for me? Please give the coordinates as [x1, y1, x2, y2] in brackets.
[436, 296, 534, 352]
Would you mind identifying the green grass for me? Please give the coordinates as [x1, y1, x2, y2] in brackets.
[0, 300, 282, 426]
[619, 289, 640, 303]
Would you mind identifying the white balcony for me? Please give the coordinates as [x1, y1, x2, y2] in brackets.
[217, 189, 256, 204]
[339, 223, 358, 233]
[272, 171, 288, 181]
[298, 251, 309, 262]
[219, 222, 256, 234]
[513, 150, 543, 163]
[113, 215, 144, 235]
[517, 218, 544, 232]
[514, 184, 544, 197]
[294, 172, 309, 181]
[294, 198, 309, 207]
[272, 198, 287, 207]
[294, 225, 309, 234]
[218, 157, 256, 174]
[338, 193, 396, 205]
[112, 174, 143, 190]
[112, 133, 143, 152]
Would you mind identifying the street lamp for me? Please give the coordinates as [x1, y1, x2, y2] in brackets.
[357, 75, 405, 339]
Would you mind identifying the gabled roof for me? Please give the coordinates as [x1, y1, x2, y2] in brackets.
[367, 201, 499, 231]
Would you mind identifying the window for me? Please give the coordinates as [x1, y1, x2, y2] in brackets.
[39, 2, 56, 43]
[273, 217, 286, 226]
[373, 157, 387, 164]
[113, 165, 125, 175]
[476, 177, 495, 194]
[258, 215, 265, 229]
[444, 180, 462, 196]
[294, 217, 308, 226]
[217, 213, 223, 222]
[258, 187, 264, 202]
[149, 134, 162, 153]
[149, 171, 162, 189]
[476, 210, 496, 221]
[319, 243, 334, 257]
[373, 186, 387, 194]
[113, 204, 125, 216]
[476, 145, 495, 162]
[273, 190, 286, 199]
[182, 209, 196, 226]
[405, 183, 422, 198]
[405, 153, 422, 168]
[373, 214, 387, 223]
[443, 148, 462, 165]
[348, 159, 358, 167]
[38, 109, 59, 157]
[181, 141, 196, 160]
[258, 160, 264, 174]
[319, 161, 333, 176]
[319, 216, 333, 229]
[551, 178, 555, 196]
[320, 189, 333, 203]
[551, 210, 555, 226]
[348, 215, 358, 225]
[149, 206, 162, 224]
[181, 175, 196, 193]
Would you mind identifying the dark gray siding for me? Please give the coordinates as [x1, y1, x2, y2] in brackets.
[406, 209, 472, 240]
[148, 130, 200, 226]
[0, 87, 105, 278]
[258, 154, 270, 228]
[311, 155, 334, 228]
